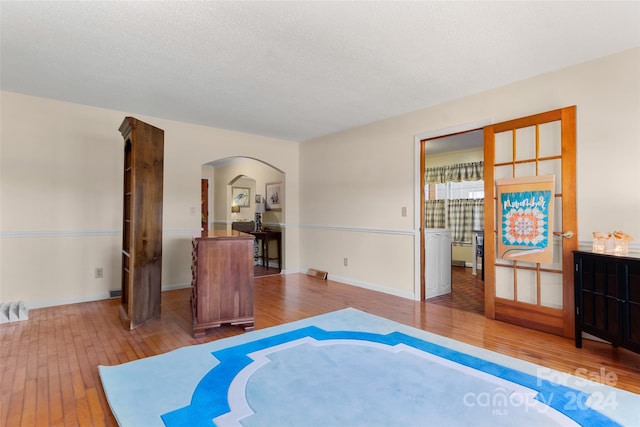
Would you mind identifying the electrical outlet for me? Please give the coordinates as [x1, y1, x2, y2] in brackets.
[95, 268, 103, 279]
[190, 206, 197, 216]
[401, 206, 407, 217]
[343, 258, 348, 267]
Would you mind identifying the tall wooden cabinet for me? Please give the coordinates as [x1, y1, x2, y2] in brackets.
[574, 250, 640, 354]
[119, 117, 164, 330]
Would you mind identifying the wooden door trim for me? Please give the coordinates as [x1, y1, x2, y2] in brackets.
[418, 124, 487, 301]
[495, 299, 565, 336]
[560, 106, 577, 337]
[491, 109, 563, 132]
[419, 140, 426, 300]
[483, 127, 497, 319]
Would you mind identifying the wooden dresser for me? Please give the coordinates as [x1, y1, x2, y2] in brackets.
[191, 230, 255, 337]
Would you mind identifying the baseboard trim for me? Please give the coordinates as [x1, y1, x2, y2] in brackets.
[325, 273, 415, 300]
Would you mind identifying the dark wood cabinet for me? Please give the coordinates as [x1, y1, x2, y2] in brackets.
[574, 250, 640, 353]
[119, 117, 164, 330]
[191, 231, 255, 337]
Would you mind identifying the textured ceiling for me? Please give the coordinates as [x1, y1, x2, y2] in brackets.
[1, 1, 639, 142]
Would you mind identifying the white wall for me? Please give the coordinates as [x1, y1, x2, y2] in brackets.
[299, 47, 640, 299]
[0, 92, 299, 307]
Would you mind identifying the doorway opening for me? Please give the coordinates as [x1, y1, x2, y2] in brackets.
[201, 157, 285, 278]
[420, 128, 485, 314]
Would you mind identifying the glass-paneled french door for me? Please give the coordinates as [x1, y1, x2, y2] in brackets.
[483, 106, 577, 338]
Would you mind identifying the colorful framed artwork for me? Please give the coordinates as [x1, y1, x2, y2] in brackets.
[496, 175, 555, 264]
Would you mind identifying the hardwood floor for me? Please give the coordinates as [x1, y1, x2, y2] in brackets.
[427, 266, 485, 314]
[253, 264, 280, 278]
[1, 273, 639, 426]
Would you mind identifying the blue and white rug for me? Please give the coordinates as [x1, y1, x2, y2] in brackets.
[99, 308, 639, 426]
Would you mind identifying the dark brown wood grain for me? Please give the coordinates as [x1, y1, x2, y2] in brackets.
[192, 232, 255, 337]
[118, 117, 164, 330]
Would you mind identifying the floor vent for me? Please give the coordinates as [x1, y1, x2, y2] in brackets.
[110, 289, 122, 298]
[451, 260, 466, 267]
[307, 268, 328, 280]
[0, 301, 29, 324]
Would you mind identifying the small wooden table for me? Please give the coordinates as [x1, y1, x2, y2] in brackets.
[249, 230, 282, 271]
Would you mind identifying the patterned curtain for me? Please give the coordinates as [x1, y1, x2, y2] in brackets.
[424, 161, 484, 243]
[425, 200, 445, 228]
[425, 161, 483, 184]
[425, 199, 483, 243]
[446, 199, 484, 244]
[472, 199, 484, 232]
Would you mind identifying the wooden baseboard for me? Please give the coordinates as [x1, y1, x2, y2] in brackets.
[306, 268, 328, 280]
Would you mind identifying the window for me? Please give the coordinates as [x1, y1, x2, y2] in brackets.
[434, 180, 484, 200]
[425, 161, 484, 243]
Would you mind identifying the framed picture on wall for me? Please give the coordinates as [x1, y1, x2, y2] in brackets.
[232, 187, 250, 207]
[265, 182, 282, 211]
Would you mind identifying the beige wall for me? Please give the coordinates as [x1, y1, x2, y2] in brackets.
[0, 92, 299, 307]
[2, 48, 638, 307]
[426, 147, 483, 168]
[299, 47, 640, 299]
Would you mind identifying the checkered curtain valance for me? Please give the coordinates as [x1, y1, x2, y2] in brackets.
[424, 161, 483, 184]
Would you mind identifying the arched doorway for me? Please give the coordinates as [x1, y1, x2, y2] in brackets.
[201, 157, 285, 276]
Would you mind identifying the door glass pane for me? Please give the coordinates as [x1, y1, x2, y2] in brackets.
[540, 239, 563, 271]
[496, 258, 514, 266]
[515, 126, 536, 161]
[496, 266, 514, 299]
[540, 271, 563, 308]
[540, 199, 563, 270]
[539, 159, 562, 193]
[494, 131, 513, 163]
[515, 260, 537, 268]
[539, 121, 562, 158]
[495, 229, 513, 265]
[516, 269, 537, 304]
[495, 165, 514, 181]
[515, 162, 536, 177]
[553, 198, 563, 233]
